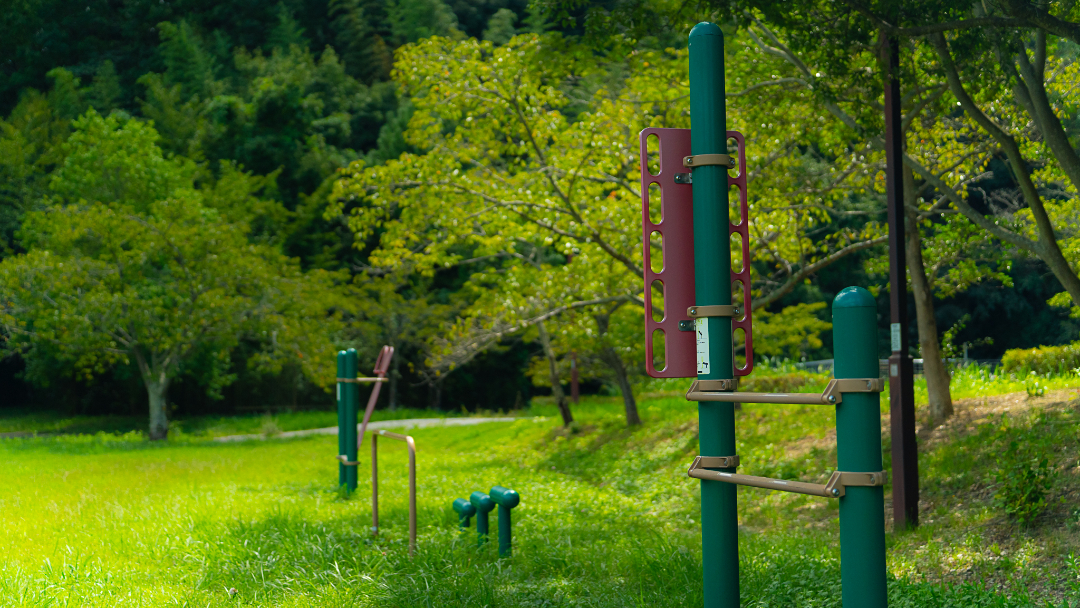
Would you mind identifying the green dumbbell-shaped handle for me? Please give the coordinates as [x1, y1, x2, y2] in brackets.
[489, 486, 520, 557]
[469, 491, 495, 546]
[452, 498, 476, 531]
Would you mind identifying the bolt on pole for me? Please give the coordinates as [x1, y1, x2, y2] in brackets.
[832, 287, 888, 607]
[688, 21, 739, 608]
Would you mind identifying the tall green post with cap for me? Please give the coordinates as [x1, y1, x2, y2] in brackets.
[832, 287, 888, 607]
[336, 350, 347, 487]
[343, 348, 359, 492]
[689, 21, 739, 608]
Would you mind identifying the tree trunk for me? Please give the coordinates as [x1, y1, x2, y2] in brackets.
[536, 320, 573, 426]
[594, 311, 641, 426]
[132, 348, 171, 440]
[903, 167, 953, 423]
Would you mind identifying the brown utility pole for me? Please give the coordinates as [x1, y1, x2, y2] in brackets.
[882, 34, 919, 530]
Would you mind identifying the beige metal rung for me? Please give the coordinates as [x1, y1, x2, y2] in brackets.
[687, 457, 887, 498]
[686, 377, 883, 404]
[337, 377, 389, 383]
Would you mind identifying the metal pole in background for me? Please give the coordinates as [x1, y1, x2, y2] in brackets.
[833, 287, 888, 607]
[337, 351, 347, 488]
[689, 21, 739, 608]
[344, 348, 359, 492]
[882, 33, 919, 530]
[371, 434, 379, 535]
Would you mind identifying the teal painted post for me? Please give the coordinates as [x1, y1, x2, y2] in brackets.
[337, 350, 347, 487]
[689, 21, 739, 608]
[453, 498, 476, 531]
[489, 486, 520, 558]
[470, 491, 494, 547]
[832, 287, 888, 607]
[344, 348, 359, 492]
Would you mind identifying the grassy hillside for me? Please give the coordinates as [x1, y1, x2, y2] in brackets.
[1, 389, 1078, 606]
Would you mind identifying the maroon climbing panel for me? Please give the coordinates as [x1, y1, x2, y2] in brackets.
[640, 128, 754, 378]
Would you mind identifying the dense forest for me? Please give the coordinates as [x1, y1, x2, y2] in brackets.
[1, 0, 1078, 436]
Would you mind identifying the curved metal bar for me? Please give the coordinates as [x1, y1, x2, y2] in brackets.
[367, 429, 416, 557]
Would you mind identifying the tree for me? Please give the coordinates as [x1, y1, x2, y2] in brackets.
[331, 31, 892, 424]
[0, 112, 342, 438]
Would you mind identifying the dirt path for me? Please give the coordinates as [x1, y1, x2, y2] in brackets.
[211, 416, 519, 442]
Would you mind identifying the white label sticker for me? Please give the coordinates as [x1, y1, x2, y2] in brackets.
[696, 318, 710, 375]
[890, 323, 901, 352]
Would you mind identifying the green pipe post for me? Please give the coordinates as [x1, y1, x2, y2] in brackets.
[469, 491, 494, 546]
[453, 498, 476, 531]
[832, 287, 888, 607]
[489, 486, 520, 558]
[344, 348, 359, 492]
[689, 21, 739, 608]
[336, 350, 347, 487]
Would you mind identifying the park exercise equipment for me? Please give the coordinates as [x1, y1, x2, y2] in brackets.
[469, 491, 495, 545]
[453, 486, 520, 557]
[453, 498, 476, 530]
[336, 347, 418, 557]
[639, 22, 888, 608]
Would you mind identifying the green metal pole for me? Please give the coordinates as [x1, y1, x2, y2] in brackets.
[344, 348, 359, 492]
[689, 21, 739, 608]
[337, 350, 347, 488]
[832, 287, 888, 608]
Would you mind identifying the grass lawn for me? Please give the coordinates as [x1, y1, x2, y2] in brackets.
[2, 377, 1079, 606]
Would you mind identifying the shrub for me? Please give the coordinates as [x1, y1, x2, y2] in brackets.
[1001, 341, 1080, 375]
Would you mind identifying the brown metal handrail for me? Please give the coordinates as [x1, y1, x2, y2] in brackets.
[337, 427, 416, 556]
[369, 430, 415, 556]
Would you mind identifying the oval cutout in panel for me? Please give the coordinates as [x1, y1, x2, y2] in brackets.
[726, 137, 741, 174]
[652, 328, 666, 372]
[728, 183, 742, 225]
[730, 232, 744, 275]
[648, 182, 662, 225]
[650, 279, 665, 322]
[646, 133, 660, 176]
[732, 279, 746, 321]
[733, 327, 746, 369]
[649, 231, 663, 273]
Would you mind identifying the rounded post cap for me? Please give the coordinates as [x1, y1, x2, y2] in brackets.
[453, 498, 476, 517]
[489, 486, 520, 508]
[469, 491, 495, 512]
[346, 347, 357, 355]
[689, 22, 723, 39]
[832, 286, 875, 309]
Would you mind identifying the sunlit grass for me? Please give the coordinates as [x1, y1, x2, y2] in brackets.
[3, 386, 1075, 606]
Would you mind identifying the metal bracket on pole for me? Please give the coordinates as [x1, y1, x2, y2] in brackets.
[695, 379, 737, 392]
[337, 454, 360, 466]
[687, 305, 739, 318]
[686, 377, 883, 404]
[698, 455, 740, 468]
[688, 457, 887, 498]
[683, 154, 734, 168]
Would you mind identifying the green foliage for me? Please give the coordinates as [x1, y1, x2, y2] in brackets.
[994, 441, 1056, 526]
[387, 0, 462, 44]
[1002, 342, 1080, 375]
[752, 302, 831, 360]
[0, 111, 343, 435]
[483, 8, 518, 45]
